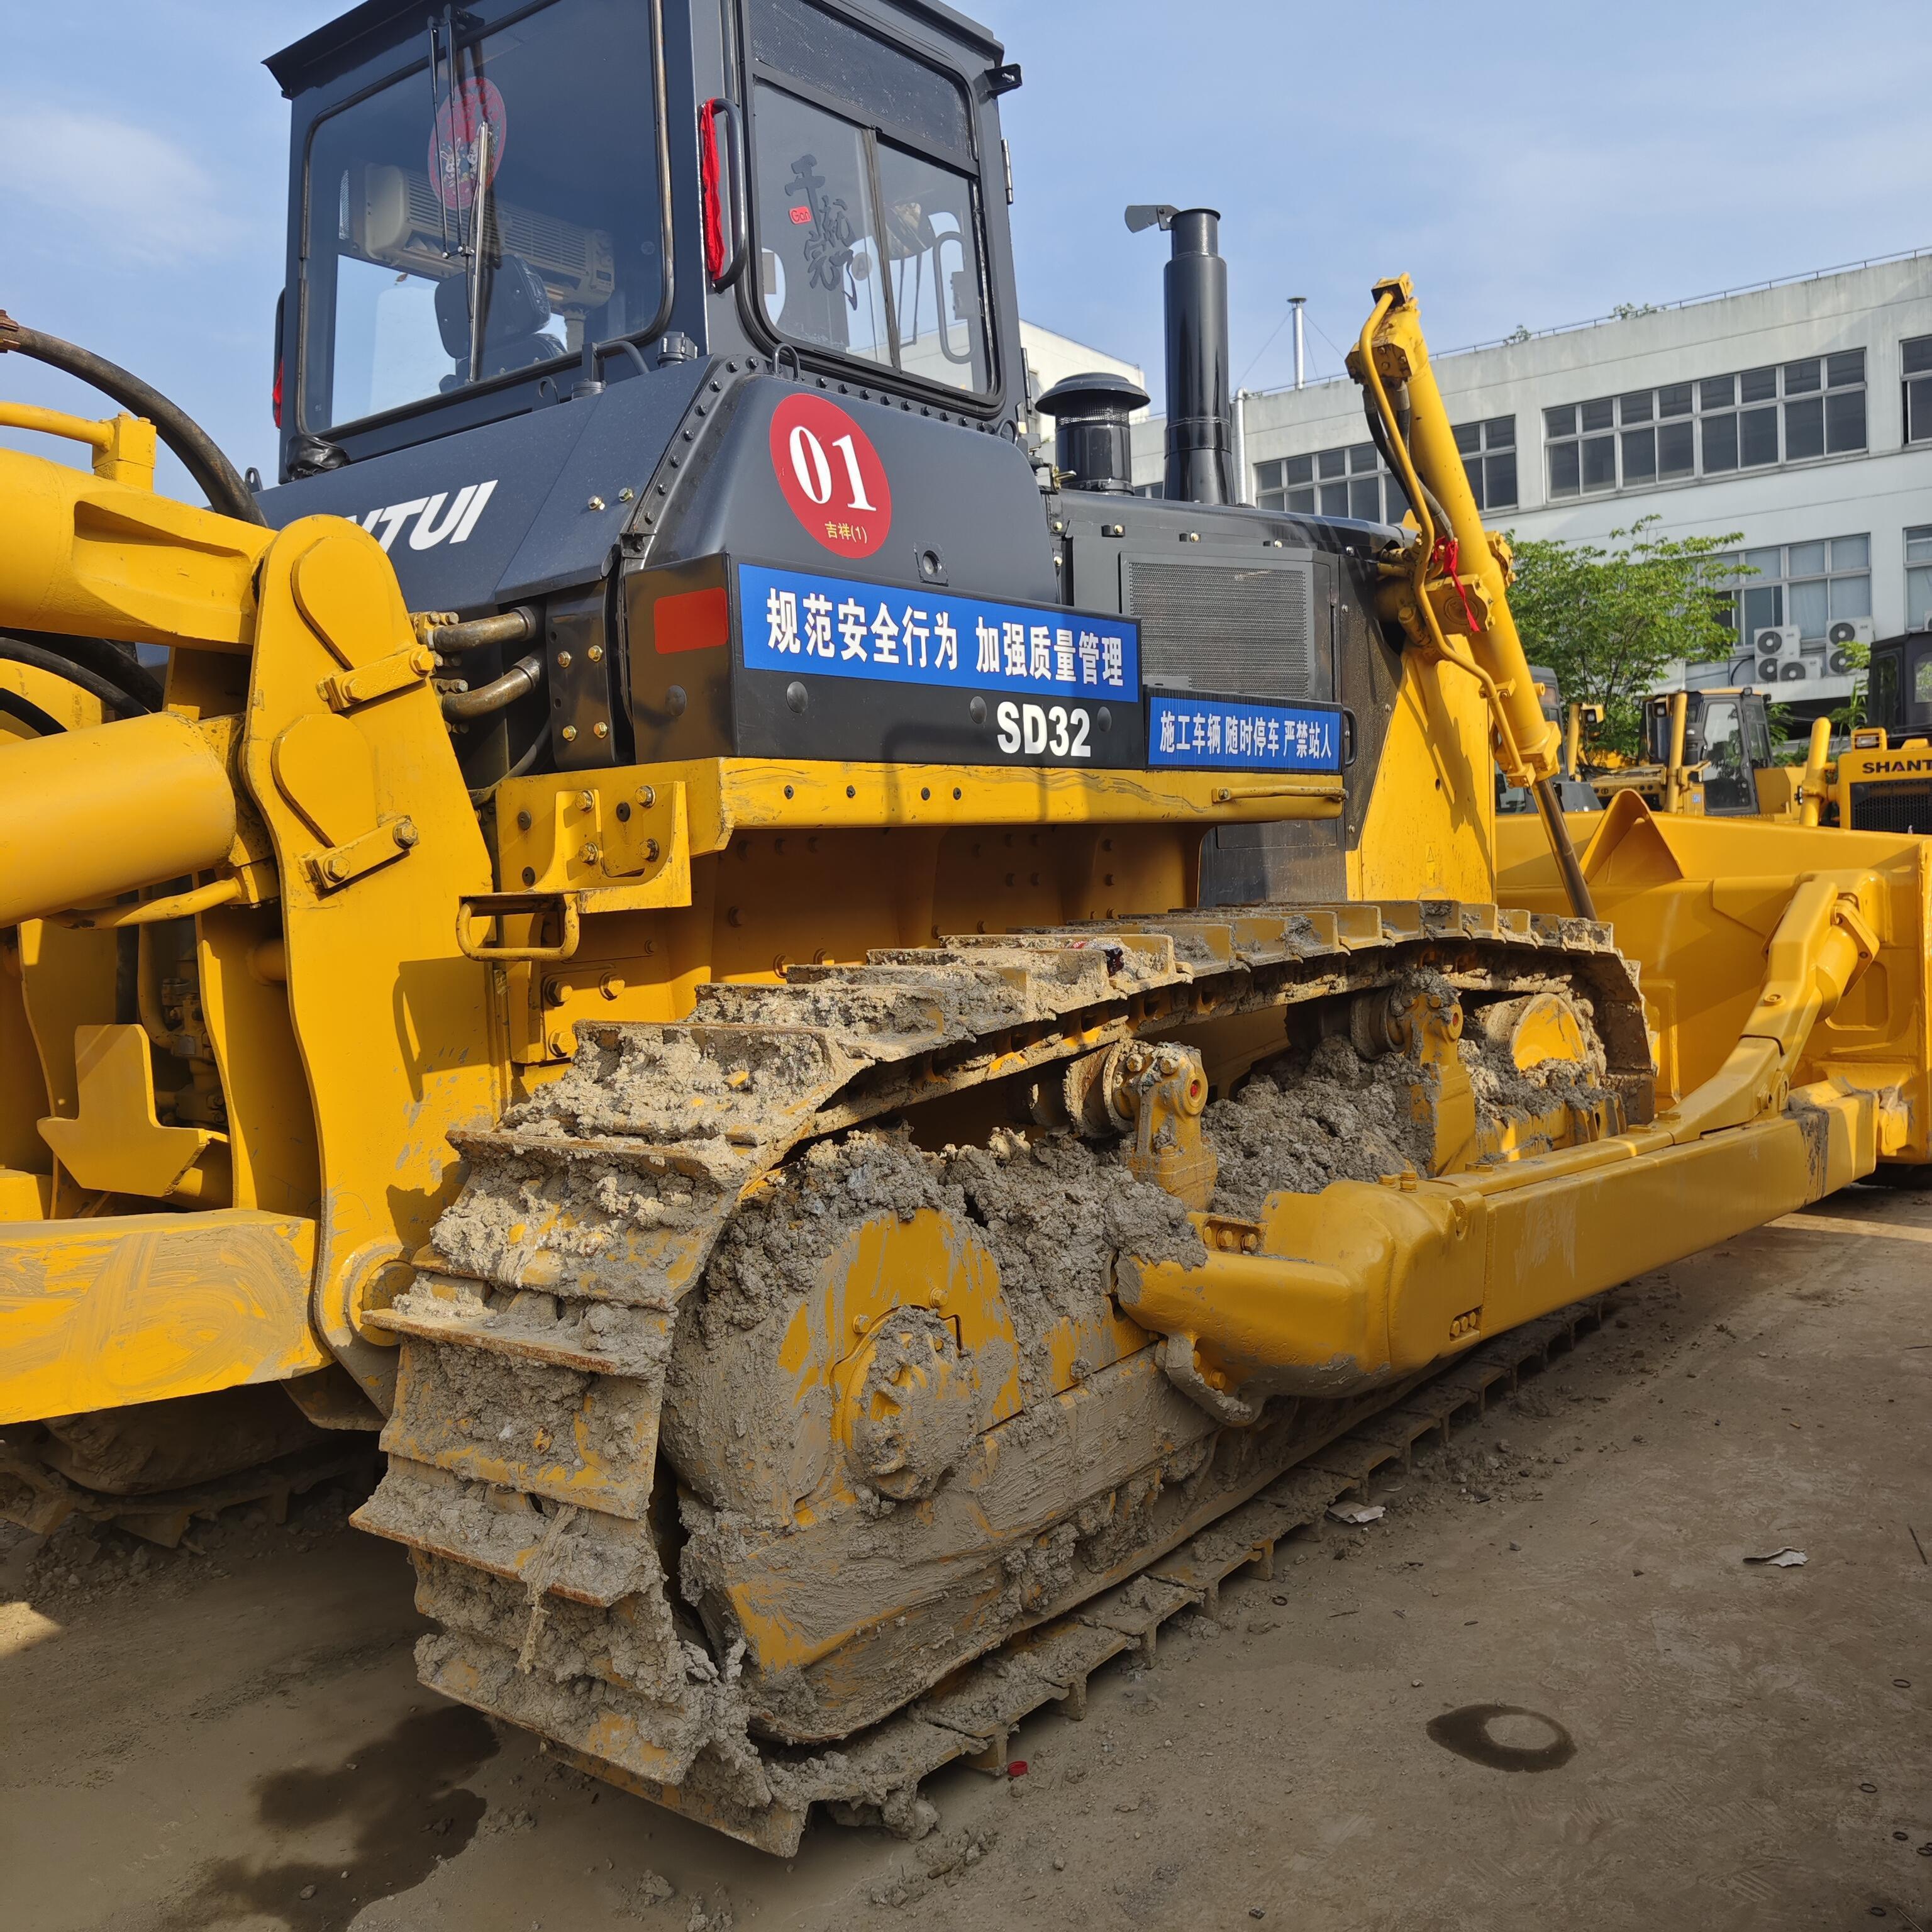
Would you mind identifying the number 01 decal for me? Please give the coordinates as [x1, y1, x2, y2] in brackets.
[769, 392, 893, 560]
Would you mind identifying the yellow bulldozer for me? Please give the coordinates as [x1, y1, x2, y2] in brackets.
[4, 0, 1930, 1855]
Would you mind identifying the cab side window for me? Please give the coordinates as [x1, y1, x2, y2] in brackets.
[747, 0, 992, 396]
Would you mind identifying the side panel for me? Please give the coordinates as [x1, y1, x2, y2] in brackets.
[1350, 653, 1497, 904]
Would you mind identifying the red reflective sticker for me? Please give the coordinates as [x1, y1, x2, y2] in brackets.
[769, 394, 892, 561]
[655, 586, 730, 653]
[787, 204, 813, 225]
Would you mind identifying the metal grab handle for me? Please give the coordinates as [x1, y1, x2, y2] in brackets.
[932, 230, 973, 367]
[701, 97, 750, 290]
[456, 891, 581, 962]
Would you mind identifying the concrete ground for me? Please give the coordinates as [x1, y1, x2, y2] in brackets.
[3, 1187, 1928, 1932]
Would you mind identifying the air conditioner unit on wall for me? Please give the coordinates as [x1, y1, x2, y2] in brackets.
[1826, 618, 1875, 677]
[1779, 659, 1807, 681]
[1753, 625, 1801, 657]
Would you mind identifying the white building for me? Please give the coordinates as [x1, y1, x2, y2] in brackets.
[1136, 250, 1932, 717]
[1019, 319, 1146, 415]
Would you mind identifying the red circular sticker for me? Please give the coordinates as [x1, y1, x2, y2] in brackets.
[430, 77, 507, 213]
[769, 393, 892, 559]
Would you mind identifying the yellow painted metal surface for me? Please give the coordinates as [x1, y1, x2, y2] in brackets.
[0, 931, 48, 1193]
[0, 1209, 326, 1424]
[1119, 1080, 1875, 1401]
[0, 711, 236, 928]
[195, 902, 319, 1218]
[237, 519, 502, 1407]
[0, 401, 157, 491]
[14, 919, 117, 1215]
[1348, 657, 1497, 903]
[0, 446, 271, 649]
[0, 1170, 52, 1217]
[38, 1023, 226, 1203]
[1497, 797, 1932, 1156]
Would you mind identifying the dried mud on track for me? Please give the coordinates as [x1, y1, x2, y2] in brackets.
[4, 1189, 1929, 1932]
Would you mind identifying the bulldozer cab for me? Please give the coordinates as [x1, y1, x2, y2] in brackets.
[1863, 633, 1932, 739]
[270, 0, 1018, 471]
[1641, 686, 1773, 815]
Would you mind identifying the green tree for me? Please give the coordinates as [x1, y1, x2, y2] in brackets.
[1506, 515, 1748, 757]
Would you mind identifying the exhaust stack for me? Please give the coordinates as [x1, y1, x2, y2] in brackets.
[1126, 204, 1233, 505]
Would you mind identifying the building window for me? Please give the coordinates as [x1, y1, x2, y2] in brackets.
[1454, 416, 1517, 511]
[1257, 418, 1515, 522]
[1906, 525, 1932, 628]
[1255, 442, 1397, 522]
[1904, 338, 1932, 443]
[1716, 534, 1871, 674]
[1546, 353, 1865, 499]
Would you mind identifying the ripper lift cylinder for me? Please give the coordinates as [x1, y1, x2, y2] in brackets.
[0, 711, 236, 928]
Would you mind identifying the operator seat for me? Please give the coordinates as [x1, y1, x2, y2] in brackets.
[435, 254, 569, 387]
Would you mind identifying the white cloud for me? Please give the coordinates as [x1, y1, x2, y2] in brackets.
[1, 97, 245, 267]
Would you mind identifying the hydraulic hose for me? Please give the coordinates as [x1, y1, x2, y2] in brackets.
[442, 652, 544, 721]
[0, 633, 152, 715]
[0, 688, 64, 736]
[1360, 384, 1453, 539]
[0, 314, 265, 526]
[8, 628, 163, 710]
[469, 729, 546, 806]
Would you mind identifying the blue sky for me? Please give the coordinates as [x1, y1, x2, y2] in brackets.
[5, 1, 1931, 500]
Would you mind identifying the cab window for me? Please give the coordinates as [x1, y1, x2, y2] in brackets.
[1868, 651, 1899, 730]
[748, 0, 992, 396]
[302, 0, 662, 432]
[1699, 697, 1754, 813]
[1914, 647, 1932, 711]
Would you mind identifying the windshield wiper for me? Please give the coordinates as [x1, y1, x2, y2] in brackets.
[468, 113, 493, 382]
[425, 7, 492, 383]
[425, 12, 454, 263]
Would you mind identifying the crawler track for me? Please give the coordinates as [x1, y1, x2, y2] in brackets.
[355, 900, 1646, 1852]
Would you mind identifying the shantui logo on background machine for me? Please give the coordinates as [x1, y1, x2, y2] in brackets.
[354, 480, 498, 552]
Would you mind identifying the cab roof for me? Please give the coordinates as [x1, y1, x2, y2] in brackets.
[265, 0, 1005, 97]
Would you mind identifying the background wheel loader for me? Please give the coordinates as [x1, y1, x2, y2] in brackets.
[4, 0, 1930, 1853]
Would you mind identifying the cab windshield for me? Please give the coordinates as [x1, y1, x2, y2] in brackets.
[301, 0, 663, 432]
[1699, 697, 1760, 813]
[747, 0, 992, 396]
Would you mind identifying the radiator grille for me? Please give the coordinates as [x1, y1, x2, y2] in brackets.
[1848, 780, 1932, 834]
[1124, 559, 1316, 700]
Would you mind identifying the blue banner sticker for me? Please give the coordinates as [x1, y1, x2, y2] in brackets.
[738, 561, 1139, 701]
[1146, 692, 1343, 772]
